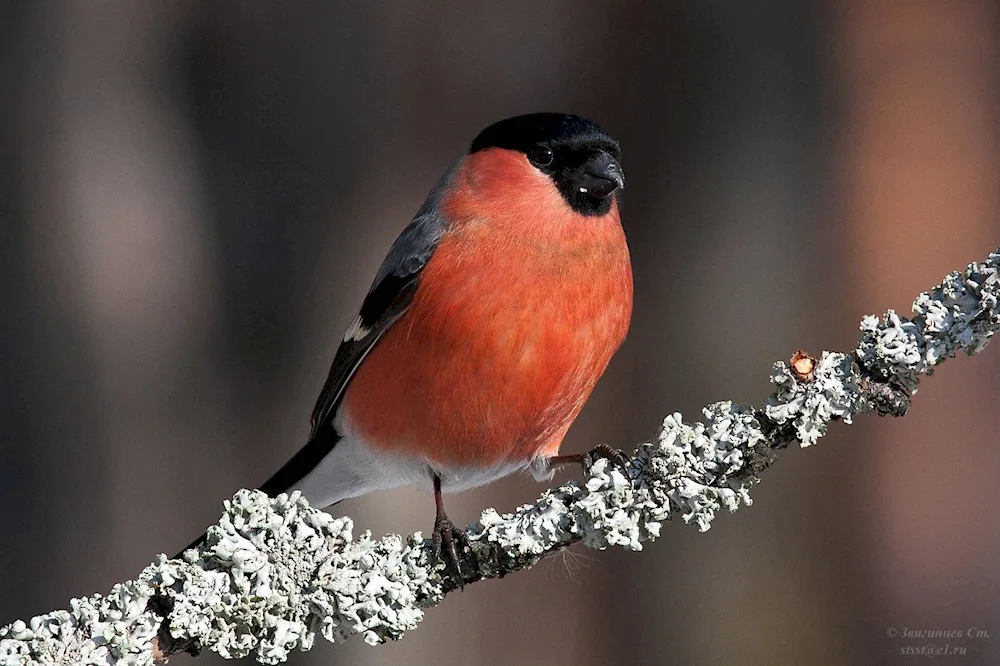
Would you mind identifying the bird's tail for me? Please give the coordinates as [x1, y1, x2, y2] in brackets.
[172, 425, 343, 559]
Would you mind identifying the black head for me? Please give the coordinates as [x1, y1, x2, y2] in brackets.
[469, 113, 624, 216]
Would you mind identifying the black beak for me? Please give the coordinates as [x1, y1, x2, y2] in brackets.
[577, 151, 624, 199]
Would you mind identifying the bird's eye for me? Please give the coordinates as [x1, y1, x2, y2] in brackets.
[527, 145, 554, 168]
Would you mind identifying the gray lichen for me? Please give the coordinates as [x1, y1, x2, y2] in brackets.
[169, 491, 443, 659]
[856, 251, 1000, 390]
[766, 352, 863, 446]
[3, 249, 1000, 665]
[638, 402, 762, 532]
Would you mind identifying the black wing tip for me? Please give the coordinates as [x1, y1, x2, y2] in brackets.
[172, 428, 343, 560]
[259, 425, 343, 498]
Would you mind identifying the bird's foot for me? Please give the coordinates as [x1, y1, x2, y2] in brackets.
[582, 444, 630, 475]
[551, 444, 631, 477]
[432, 513, 470, 589]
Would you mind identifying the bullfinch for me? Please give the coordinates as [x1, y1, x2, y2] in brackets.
[181, 113, 632, 583]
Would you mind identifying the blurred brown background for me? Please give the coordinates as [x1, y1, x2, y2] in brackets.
[2, 2, 999, 665]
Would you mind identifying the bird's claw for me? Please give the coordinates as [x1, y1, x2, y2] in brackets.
[581, 444, 631, 477]
[432, 514, 469, 589]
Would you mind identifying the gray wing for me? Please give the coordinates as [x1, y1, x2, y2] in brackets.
[306, 213, 446, 439]
[177, 180, 452, 550]
[254, 165, 454, 500]
[307, 173, 453, 440]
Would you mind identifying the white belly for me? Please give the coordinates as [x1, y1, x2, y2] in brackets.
[289, 405, 549, 509]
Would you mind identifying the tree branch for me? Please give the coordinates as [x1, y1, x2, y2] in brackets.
[3, 250, 999, 666]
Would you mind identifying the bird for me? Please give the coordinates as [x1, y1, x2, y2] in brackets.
[180, 113, 632, 583]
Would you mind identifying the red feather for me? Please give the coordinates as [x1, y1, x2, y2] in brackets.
[342, 148, 633, 468]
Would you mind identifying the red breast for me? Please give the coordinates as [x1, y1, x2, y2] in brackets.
[341, 147, 633, 468]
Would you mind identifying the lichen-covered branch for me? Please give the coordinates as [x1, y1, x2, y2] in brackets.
[3, 250, 1000, 666]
